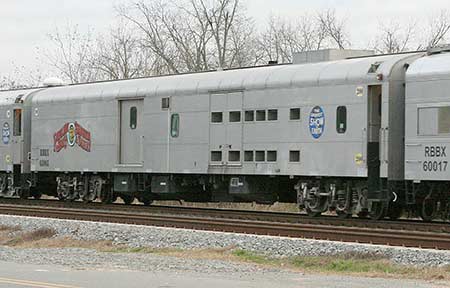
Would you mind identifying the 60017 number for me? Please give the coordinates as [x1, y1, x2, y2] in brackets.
[423, 161, 448, 172]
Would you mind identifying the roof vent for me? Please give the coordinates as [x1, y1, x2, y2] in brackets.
[427, 44, 450, 55]
[43, 77, 65, 87]
[293, 49, 375, 64]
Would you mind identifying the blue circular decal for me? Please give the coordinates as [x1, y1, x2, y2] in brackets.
[309, 106, 325, 139]
[2, 122, 10, 144]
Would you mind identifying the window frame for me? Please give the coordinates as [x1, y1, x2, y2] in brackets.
[229, 111, 241, 123]
[244, 110, 255, 122]
[418, 105, 450, 136]
[289, 150, 301, 163]
[289, 108, 301, 121]
[244, 151, 254, 162]
[255, 150, 265, 162]
[211, 151, 222, 162]
[170, 113, 180, 138]
[267, 109, 278, 121]
[267, 150, 277, 162]
[336, 106, 347, 134]
[228, 150, 241, 162]
[13, 109, 22, 136]
[256, 110, 266, 121]
[211, 111, 224, 123]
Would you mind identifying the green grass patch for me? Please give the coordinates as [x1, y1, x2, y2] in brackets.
[291, 257, 399, 274]
[230, 249, 450, 280]
[231, 249, 273, 265]
[101, 246, 182, 254]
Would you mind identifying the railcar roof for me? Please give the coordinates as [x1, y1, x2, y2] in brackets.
[406, 52, 450, 82]
[0, 88, 41, 105]
[2, 53, 420, 104]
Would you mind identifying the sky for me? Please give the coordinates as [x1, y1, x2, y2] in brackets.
[0, 0, 449, 78]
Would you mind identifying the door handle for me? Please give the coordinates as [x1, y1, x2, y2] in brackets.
[384, 127, 388, 163]
[379, 127, 384, 163]
[362, 128, 367, 163]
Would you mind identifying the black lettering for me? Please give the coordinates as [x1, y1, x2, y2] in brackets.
[425, 146, 448, 158]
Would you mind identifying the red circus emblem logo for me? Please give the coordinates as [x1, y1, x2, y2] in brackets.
[54, 122, 91, 152]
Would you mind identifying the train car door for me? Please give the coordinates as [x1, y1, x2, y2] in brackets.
[209, 92, 243, 167]
[12, 107, 23, 188]
[119, 99, 144, 164]
[367, 85, 382, 192]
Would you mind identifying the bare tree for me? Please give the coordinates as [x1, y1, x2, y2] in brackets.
[424, 10, 450, 48]
[119, 0, 192, 74]
[119, 0, 255, 73]
[46, 25, 98, 84]
[196, 0, 240, 69]
[317, 9, 349, 49]
[0, 65, 43, 90]
[258, 14, 328, 64]
[372, 21, 416, 54]
[90, 24, 151, 80]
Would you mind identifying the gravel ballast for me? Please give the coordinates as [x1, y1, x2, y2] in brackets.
[0, 215, 449, 267]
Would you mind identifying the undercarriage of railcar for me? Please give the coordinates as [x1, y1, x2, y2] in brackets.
[1, 171, 449, 222]
[405, 181, 450, 221]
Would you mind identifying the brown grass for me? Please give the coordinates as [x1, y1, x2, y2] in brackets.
[2, 228, 56, 246]
[0, 223, 448, 282]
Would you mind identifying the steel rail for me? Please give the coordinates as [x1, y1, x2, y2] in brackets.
[0, 203, 449, 250]
[0, 198, 448, 233]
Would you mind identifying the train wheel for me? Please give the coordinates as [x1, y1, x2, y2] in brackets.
[17, 188, 30, 199]
[335, 188, 352, 219]
[419, 198, 437, 222]
[121, 195, 134, 205]
[336, 210, 351, 219]
[100, 186, 113, 204]
[370, 202, 387, 220]
[304, 187, 328, 217]
[141, 194, 153, 206]
[306, 208, 322, 217]
[30, 190, 42, 200]
[387, 204, 403, 220]
[357, 210, 369, 219]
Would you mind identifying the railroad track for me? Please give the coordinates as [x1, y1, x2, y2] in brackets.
[0, 198, 449, 250]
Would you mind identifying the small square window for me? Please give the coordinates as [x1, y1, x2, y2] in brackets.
[228, 151, 240, 162]
[256, 110, 266, 121]
[162, 97, 170, 109]
[289, 151, 300, 162]
[211, 112, 223, 123]
[255, 151, 265, 162]
[245, 110, 254, 122]
[229, 111, 241, 122]
[267, 151, 277, 162]
[244, 151, 254, 162]
[290, 108, 301, 120]
[268, 109, 278, 121]
[211, 151, 222, 162]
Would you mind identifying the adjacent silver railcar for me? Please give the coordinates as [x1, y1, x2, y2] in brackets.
[405, 46, 450, 220]
[0, 88, 42, 199]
